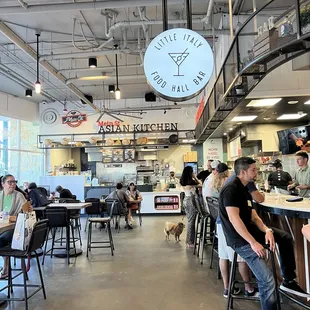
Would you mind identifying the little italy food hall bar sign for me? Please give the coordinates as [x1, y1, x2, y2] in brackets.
[144, 28, 214, 102]
[98, 121, 178, 133]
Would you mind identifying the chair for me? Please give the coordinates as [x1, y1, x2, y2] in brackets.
[84, 198, 102, 231]
[0, 220, 49, 310]
[105, 199, 124, 233]
[193, 200, 212, 264]
[86, 201, 116, 257]
[227, 246, 281, 310]
[130, 202, 143, 226]
[42, 207, 77, 265]
[59, 199, 82, 246]
[207, 196, 221, 279]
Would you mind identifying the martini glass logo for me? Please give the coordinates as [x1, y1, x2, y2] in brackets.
[168, 48, 189, 76]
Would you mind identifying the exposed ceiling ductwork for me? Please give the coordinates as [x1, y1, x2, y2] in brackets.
[0, 0, 207, 15]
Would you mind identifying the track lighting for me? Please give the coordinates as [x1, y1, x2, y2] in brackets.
[114, 45, 121, 100]
[88, 57, 97, 68]
[109, 85, 115, 93]
[164, 110, 167, 114]
[25, 89, 32, 97]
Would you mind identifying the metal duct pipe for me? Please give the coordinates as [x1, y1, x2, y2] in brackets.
[40, 49, 127, 61]
[0, 22, 99, 112]
[107, 103, 195, 113]
[104, 18, 204, 38]
[201, 0, 214, 25]
[65, 74, 146, 85]
[0, 0, 207, 15]
[59, 64, 143, 74]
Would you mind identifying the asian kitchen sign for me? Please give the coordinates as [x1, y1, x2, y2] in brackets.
[144, 28, 214, 102]
[97, 121, 178, 133]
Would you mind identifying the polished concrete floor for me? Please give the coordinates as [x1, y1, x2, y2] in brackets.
[0, 215, 303, 309]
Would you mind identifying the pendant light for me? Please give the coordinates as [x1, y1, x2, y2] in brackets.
[114, 45, 121, 100]
[34, 31, 41, 94]
[88, 57, 97, 68]
[25, 89, 32, 97]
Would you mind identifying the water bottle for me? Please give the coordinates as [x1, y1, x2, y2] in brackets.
[3, 212, 9, 223]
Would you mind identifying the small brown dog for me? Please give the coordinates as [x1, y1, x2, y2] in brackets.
[164, 222, 185, 242]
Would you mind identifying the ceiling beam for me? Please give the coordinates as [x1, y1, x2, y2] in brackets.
[0, 22, 100, 112]
[0, 0, 207, 15]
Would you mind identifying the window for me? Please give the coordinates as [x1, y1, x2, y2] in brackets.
[0, 117, 44, 185]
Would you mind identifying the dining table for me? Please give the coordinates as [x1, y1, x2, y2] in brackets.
[256, 192, 310, 298]
[34, 202, 92, 258]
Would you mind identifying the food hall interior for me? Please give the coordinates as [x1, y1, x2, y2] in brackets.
[1, 0, 310, 309]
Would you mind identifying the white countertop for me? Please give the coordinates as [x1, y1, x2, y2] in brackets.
[260, 193, 310, 213]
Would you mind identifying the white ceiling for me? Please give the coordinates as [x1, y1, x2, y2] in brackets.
[0, 0, 267, 111]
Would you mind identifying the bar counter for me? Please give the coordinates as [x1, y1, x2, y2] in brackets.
[256, 193, 310, 294]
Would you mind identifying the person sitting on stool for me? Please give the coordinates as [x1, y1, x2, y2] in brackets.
[219, 157, 310, 310]
[55, 185, 73, 199]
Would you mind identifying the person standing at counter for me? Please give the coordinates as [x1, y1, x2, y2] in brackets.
[180, 166, 202, 248]
[166, 171, 180, 189]
[288, 151, 310, 197]
[126, 183, 142, 225]
[55, 185, 73, 199]
[220, 157, 309, 310]
[268, 159, 292, 191]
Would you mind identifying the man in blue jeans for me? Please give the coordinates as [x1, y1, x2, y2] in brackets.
[219, 157, 310, 310]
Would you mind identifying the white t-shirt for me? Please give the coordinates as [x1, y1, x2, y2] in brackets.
[202, 173, 215, 203]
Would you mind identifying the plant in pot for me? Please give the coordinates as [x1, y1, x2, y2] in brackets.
[300, 4, 310, 34]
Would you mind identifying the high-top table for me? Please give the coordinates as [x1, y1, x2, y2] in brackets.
[0, 222, 15, 234]
[256, 193, 310, 295]
[35, 202, 91, 258]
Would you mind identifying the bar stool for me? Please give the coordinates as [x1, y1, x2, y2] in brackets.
[86, 200, 116, 257]
[227, 246, 281, 310]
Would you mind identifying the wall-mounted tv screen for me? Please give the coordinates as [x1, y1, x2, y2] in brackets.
[184, 162, 198, 175]
[277, 125, 310, 155]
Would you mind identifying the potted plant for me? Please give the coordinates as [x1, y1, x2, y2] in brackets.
[300, 4, 310, 34]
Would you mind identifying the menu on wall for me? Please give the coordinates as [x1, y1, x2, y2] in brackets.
[102, 149, 113, 163]
[112, 149, 124, 163]
[102, 148, 136, 163]
[124, 149, 135, 163]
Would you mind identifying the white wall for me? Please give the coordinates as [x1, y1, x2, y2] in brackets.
[0, 91, 38, 122]
[39, 99, 197, 136]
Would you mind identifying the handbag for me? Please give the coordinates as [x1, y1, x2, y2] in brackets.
[11, 211, 37, 251]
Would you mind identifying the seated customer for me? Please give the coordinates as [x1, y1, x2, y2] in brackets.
[126, 183, 142, 224]
[28, 182, 49, 208]
[0, 174, 31, 278]
[106, 183, 131, 229]
[55, 185, 73, 199]
[268, 160, 292, 191]
[219, 157, 309, 310]
[210, 163, 258, 297]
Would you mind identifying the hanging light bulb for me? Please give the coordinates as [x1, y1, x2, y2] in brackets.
[34, 31, 42, 94]
[35, 81, 41, 94]
[115, 88, 121, 100]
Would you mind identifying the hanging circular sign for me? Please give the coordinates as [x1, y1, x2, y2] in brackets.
[144, 28, 214, 102]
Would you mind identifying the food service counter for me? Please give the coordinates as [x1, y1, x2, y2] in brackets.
[256, 193, 310, 294]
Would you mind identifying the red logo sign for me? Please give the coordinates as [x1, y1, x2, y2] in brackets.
[62, 110, 87, 127]
[97, 120, 120, 127]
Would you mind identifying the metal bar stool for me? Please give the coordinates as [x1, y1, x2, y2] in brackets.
[86, 201, 116, 257]
[227, 246, 281, 310]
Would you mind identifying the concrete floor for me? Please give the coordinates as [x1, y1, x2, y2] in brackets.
[0, 215, 303, 309]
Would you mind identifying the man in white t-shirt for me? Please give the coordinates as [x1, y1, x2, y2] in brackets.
[202, 160, 220, 206]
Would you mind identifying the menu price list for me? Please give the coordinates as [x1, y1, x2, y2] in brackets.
[154, 196, 179, 210]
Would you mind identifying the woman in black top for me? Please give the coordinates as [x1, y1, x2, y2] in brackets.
[180, 166, 202, 248]
[268, 160, 293, 190]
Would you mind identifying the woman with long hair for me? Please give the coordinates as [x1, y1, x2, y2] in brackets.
[180, 166, 202, 248]
[126, 182, 142, 224]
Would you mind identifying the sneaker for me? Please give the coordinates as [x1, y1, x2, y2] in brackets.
[280, 280, 310, 298]
[223, 287, 241, 298]
[127, 224, 133, 230]
[245, 287, 259, 298]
